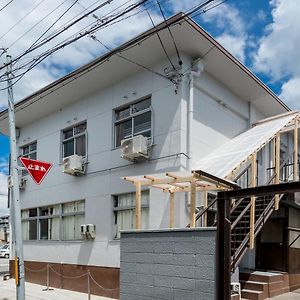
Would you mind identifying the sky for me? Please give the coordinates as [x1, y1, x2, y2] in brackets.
[0, 0, 300, 215]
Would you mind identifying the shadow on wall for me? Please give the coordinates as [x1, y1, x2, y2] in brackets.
[77, 241, 93, 265]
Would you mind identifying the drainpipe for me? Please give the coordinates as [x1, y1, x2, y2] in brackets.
[187, 59, 205, 170]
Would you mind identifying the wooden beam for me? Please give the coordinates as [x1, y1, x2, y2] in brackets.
[203, 191, 208, 227]
[275, 133, 280, 210]
[169, 192, 174, 228]
[249, 152, 257, 249]
[253, 111, 297, 126]
[294, 118, 298, 181]
[135, 182, 141, 229]
[190, 180, 197, 228]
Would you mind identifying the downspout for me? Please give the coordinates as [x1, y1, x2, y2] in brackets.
[187, 59, 205, 170]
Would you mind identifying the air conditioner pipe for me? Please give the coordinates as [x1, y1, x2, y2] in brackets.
[187, 59, 205, 170]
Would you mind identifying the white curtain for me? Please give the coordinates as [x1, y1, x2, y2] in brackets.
[63, 216, 74, 240]
[115, 191, 149, 238]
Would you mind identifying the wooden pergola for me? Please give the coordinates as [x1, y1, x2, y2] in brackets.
[123, 112, 300, 250]
[123, 170, 239, 229]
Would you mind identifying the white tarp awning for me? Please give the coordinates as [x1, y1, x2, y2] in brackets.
[193, 112, 297, 179]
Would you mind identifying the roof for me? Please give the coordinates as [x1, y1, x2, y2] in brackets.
[0, 12, 290, 134]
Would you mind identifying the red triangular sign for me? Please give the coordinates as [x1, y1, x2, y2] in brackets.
[19, 157, 52, 185]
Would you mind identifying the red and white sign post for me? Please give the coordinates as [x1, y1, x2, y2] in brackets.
[19, 157, 52, 185]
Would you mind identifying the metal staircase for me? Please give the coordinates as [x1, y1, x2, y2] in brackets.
[190, 153, 295, 273]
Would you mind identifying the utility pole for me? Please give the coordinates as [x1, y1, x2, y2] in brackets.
[6, 54, 25, 300]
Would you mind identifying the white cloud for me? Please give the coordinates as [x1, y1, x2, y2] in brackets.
[216, 33, 246, 62]
[279, 77, 300, 109]
[199, 3, 247, 63]
[254, 0, 300, 107]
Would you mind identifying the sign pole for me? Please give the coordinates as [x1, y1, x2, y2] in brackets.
[6, 54, 25, 300]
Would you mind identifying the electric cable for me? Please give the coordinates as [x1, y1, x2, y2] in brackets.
[22, 0, 80, 58]
[0, 0, 223, 92]
[0, 0, 14, 12]
[156, 0, 182, 66]
[90, 34, 173, 83]
[146, 8, 175, 69]
[7, 0, 115, 69]
[0, 0, 150, 88]
[0, 0, 48, 42]
[7, 0, 70, 49]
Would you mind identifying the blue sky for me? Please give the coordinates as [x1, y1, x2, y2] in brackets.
[0, 0, 300, 214]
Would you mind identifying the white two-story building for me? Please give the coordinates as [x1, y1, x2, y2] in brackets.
[1, 13, 298, 299]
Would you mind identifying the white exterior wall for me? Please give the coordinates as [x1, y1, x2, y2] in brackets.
[16, 55, 270, 268]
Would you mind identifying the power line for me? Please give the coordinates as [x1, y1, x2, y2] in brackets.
[7, 0, 70, 49]
[0, 0, 150, 89]
[156, 0, 182, 66]
[90, 34, 173, 83]
[0, 0, 48, 42]
[22, 0, 80, 60]
[8, 0, 115, 69]
[0, 0, 224, 92]
[146, 8, 175, 69]
[0, 0, 14, 12]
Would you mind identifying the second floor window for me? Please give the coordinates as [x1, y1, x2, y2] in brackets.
[21, 142, 37, 160]
[62, 122, 86, 158]
[20, 142, 37, 176]
[114, 97, 151, 147]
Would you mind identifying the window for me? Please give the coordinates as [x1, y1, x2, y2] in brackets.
[20, 142, 37, 176]
[62, 122, 86, 158]
[21, 200, 85, 241]
[114, 97, 151, 147]
[21, 142, 37, 160]
[113, 191, 149, 238]
[62, 200, 85, 240]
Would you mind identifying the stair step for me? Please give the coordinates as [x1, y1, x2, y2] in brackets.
[241, 289, 265, 300]
[240, 280, 268, 292]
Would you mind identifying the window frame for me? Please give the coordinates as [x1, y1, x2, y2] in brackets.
[19, 141, 37, 176]
[61, 121, 87, 160]
[113, 191, 149, 239]
[114, 97, 152, 148]
[21, 200, 85, 241]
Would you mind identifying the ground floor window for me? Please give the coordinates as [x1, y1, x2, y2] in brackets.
[113, 191, 149, 238]
[21, 200, 85, 241]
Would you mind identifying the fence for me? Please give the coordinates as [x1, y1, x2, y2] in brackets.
[24, 263, 118, 299]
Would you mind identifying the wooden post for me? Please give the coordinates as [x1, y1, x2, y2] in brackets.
[272, 138, 276, 183]
[190, 180, 196, 228]
[249, 152, 257, 249]
[203, 191, 208, 227]
[294, 118, 298, 181]
[169, 192, 174, 228]
[275, 133, 280, 210]
[135, 182, 141, 229]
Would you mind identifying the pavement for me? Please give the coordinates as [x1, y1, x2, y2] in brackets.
[271, 289, 300, 300]
[0, 279, 115, 300]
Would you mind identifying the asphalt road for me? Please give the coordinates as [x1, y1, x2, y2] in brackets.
[0, 258, 9, 275]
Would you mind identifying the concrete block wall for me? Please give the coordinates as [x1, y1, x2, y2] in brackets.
[120, 228, 216, 300]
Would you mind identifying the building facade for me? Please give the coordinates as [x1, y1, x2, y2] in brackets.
[0, 14, 295, 298]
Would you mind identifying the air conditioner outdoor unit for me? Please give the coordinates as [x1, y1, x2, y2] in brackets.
[80, 224, 95, 239]
[121, 135, 149, 161]
[63, 154, 84, 175]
